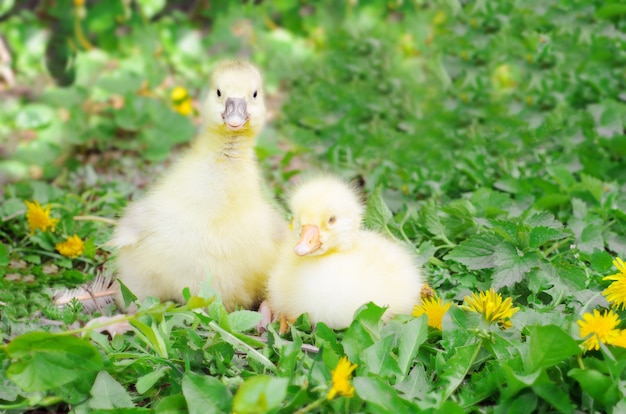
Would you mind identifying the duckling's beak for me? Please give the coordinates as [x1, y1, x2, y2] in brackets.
[221, 97, 250, 130]
[294, 224, 321, 256]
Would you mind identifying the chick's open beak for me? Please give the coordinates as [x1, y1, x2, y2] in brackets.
[221, 97, 250, 130]
[294, 224, 322, 256]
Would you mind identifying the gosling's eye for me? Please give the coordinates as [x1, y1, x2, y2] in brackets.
[217, 89, 221, 97]
[253, 90, 258, 98]
[328, 216, 336, 225]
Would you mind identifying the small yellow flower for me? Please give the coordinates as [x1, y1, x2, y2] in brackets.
[578, 309, 621, 351]
[24, 200, 59, 235]
[55, 234, 85, 258]
[413, 296, 452, 331]
[603, 257, 626, 310]
[171, 86, 188, 102]
[327, 356, 357, 400]
[171, 86, 193, 116]
[610, 329, 626, 349]
[461, 288, 519, 329]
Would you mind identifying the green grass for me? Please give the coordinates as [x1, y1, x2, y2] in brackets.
[2, 0, 626, 412]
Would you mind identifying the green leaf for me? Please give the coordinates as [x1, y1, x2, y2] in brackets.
[6, 332, 103, 392]
[492, 242, 543, 289]
[441, 342, 481, 401]
[353, 376, 413, 414]
[568, 368, 621, 408]
[15, 104, 55, 130]
[579, 173, 604, 204]
[129, 319, 168, 358]
[182, 372, 232, 414]
[154, 394, 188, 414]
[445, 232, 500, 269]
[397, 317, 428, 376]
[0, 243, 8, 267]
[526, 325, 579, 373]
[394, 365, 430, 401]
[364, 185, 393, 232]
[89, 371, 134, 409]
[232, 375, 288, 414]
[136, 368, 167, 394]
[228, 310, 263, 333]
[361, 335, 398, 378]
[529, 226, 568, 249]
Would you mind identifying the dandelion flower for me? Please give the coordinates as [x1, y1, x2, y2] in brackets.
[24, 200, 59, 235]
[603, 257, 626, 310]
[171, 86, 193, 116]
[56, 234, 85, 258]
[578, 309, 621, 351]
[413, 296, 452, 330]
[610, 329, 626, 349]
[461, 288, 519, 329]
[327, 356, 357, 400]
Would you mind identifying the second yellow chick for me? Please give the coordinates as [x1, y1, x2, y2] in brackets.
[267, 176, 424, 330]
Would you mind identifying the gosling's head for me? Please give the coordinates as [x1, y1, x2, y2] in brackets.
[203, 60, 266, 137]
[288, 176, 364, 257]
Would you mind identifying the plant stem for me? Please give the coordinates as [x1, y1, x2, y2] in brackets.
[294, 396, 327, 414]
[73, 215, 117, 225]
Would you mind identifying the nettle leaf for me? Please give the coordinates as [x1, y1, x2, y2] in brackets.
[232, 375, 288, 414]
[526, 325, 579, 373]
[421, 199, 447, 240]
[365, 185, 393, 232]
[445, 232, 501, 269]
[529, 226, 569, 249]
[492, 242, 543, 290]
[569, 215, 604, 254]
[526, 211, 564, 229]
[490, 219, 518, 243]
[588, 101, 624, 138]
[551, 261, 586, 291]
[6, 332, 103, 392]
[182, 372, 232, 414]
[579, 173, 604, 204]
[89, 371, 134, 409]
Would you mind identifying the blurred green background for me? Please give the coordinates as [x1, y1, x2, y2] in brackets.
[2, 0, 624, 198]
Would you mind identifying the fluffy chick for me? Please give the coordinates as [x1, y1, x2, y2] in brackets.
[109, 60, 287, 311]
[267, 176, 423, 330]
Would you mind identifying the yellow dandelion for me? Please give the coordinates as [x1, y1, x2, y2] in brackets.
[171, 86, 188, 103]
[461, 288, 519, 328]
[610, 329, 626, 349]
[55, 234, 85, 259]
[171, 86, 193, 116]
[413, 296, 452, 331]
[327, 356, 357, 400]
[24, 200, 59, 235]
[578, 309, 621, 351]
[174, 100, 193, 116]
[603, 257, 626, 310]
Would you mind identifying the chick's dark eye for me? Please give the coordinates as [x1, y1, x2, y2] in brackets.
[217, 89, 221, 97]
[328, 216, 336, 225]
[253, 90, 258, 98]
